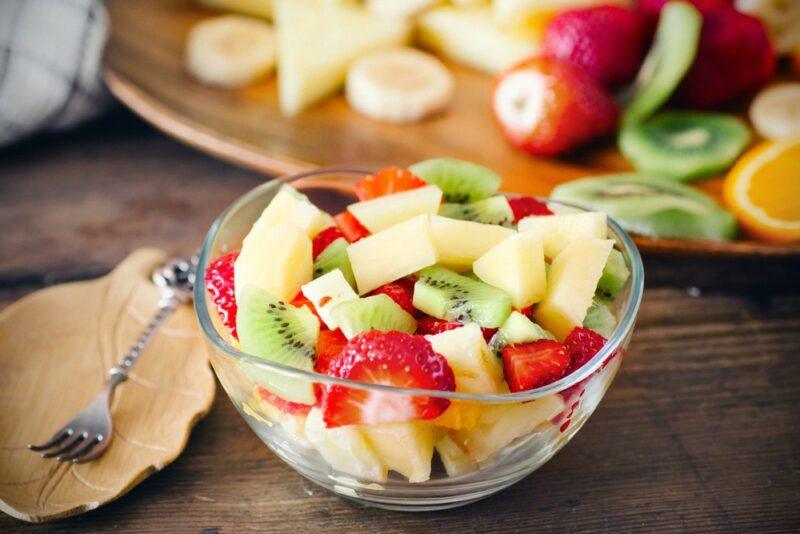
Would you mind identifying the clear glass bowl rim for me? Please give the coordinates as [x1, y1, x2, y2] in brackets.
[194, 167, 644, 403]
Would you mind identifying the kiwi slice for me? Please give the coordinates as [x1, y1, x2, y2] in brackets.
[622, 1, 702, 125]
[414, 266, 512, 328]
[410, 157, 501, 203]
[330, 294, 417, 339]
[598, 249, 630, 298]
[313, 237, 356, 289]
[439, 196, 514, 227]
[583, 298, 617, 339]
[489, 311, 555, 352]
[620, 112, 751, 181]
[551, 173, 736, 241]
[237, 285, 320, 404]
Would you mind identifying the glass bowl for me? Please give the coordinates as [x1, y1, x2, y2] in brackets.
[194, 168, 644, 511]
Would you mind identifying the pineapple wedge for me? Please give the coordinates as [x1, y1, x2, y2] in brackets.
[534, 239, 614, 340]
[301, 269, 358, 329]
[430, 215, 514, 272]
[417, 6, 542, 74]
[473, 233, 546, 309]
[361, 421, 438, 483]
[274, 0, 411, 116]
[347, 214, 438, 294]
[347, 185, 442, 233]
[518, 212, 607, 259]
[235, 222, 312, 301]
[435, 434, 476, 477]
[426, 324, 506, 394]
[250, 185, 334, 239]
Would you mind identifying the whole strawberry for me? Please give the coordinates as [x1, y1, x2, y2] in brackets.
[543, 5, 648, 90]
[674, 5, 776, 108]
[492, 56, 620, 157]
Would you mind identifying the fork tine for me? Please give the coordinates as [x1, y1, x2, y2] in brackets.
[42, 432, 87, 458]
[28, 428, 73, 452]
[73, 434, 107, 464]
[58, 436, 101, 463]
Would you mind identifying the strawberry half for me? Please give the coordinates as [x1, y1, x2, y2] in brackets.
[354, 167, 427, 201]
[564, 326, 607, 375]
[334, 211, 370, 243]
[315, 329, 348, 375]
[257, 387, 312, 416]
[370, 282, 415, 316]
[205, 251, 239, 338]
[321, 331, 455, 427]
[502, 340, 570, 392]
[508, 196, 553, 221]
[312, 226, 345, 259]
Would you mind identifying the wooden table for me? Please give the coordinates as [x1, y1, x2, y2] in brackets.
[1, 109, 799, 533]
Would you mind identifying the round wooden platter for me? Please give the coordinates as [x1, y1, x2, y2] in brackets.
[103, 0, 800, 258]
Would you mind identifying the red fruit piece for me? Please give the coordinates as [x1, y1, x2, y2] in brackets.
[370, 282, 416, 316]
[334, 211, 371, 243]
[321, 331, 455, 427]
[312, 226, 345, 259]
[316, 329, 348, 375]
[563, 326, 607, 375]
[501, 340, 570, 392]
[257, 386, 312, 416]
[543, 5, 648, 90]
[674, 6, 776, 109]
[492, 56, 620, 157]
[290, 293, 325, 326]
[354, 167, 427, 201]
[416, 316, 462, 336]
[205, 251, 239, 338]
[508, 196, 553, 222]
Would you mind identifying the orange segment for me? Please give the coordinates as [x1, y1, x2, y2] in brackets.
[723, 138, 800, 242]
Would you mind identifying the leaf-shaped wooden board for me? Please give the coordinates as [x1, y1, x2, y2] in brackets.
[0, 248, 215, 523]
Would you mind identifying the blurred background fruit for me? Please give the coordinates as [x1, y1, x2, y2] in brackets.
[749, 84, 800, 139]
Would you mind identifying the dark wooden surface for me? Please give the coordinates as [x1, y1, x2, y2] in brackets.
[1, 109, 799, 533]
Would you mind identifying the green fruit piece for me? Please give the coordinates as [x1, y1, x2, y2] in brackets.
[622, 1, 702, 125]
[313, 237, 356, 289]
[237, 285, 320, 404]
[330, 294, 417, 339]
[489, 311, 555, 352]
[598, 249, 630, 298]
[620, 111, 751, 181]
[439, 196, 514, 227]
[551, 173, 737, 241]
[414, 266, 512, 328]
[410, 157, 501, 203]
[583, 298, 617, 339]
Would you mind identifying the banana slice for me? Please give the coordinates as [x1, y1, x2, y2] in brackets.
[346, 47, 454, 123]
[735, 0, 800, 54]
[749, 83, 800, 139]
[186, 15, 276, 88]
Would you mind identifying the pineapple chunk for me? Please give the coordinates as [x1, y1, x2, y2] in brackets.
[361, 421, 438, 483]
[235, 222, 312, 301]
[425, 324, 506, 394]
[305, 408, 387, 482]
[472, 233, 546, 309]
[250, 185, 333, 239]
[245, 390, 311, 448]
[494, 0, 630, 29]
[417, 6, 541, 74]
[365, 0, 439, 18]
[534, 239, 614, 340]
[347, 185, 443, 233]
[430, 215, 514, 272]
[301, 269, 358, 329]
[518, 212, 607, 259]
[435, 434, 476, 477]
[452, 394, 565, 462]
[432, 400, 482, 430]
[346, 214, 438, 294]
[274, 0, 411, 116]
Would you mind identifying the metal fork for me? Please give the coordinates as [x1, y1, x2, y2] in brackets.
[27, 256, 196, 463]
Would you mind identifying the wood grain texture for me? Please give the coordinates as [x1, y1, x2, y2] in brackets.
[0, 110, 798, 532]
[0, 249, 215, 522]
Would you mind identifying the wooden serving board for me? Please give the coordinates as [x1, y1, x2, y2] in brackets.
[103, 0, 800, 257]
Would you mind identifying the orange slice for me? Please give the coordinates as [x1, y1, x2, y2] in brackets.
[723, 138, 800, 243]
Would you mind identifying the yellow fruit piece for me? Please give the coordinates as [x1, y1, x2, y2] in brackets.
[723, 138, 800, 243]
[430, 215, 514, 272]
[360, 421, 438, 483]
[435, 434, 476, 477]
[425, 324, 507, 394]
[472, 233, 546, 309]
[432, 400, 482, 430]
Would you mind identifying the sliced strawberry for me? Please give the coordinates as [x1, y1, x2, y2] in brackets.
[321, 331, 455, 427]
[205, 251, 239, 339]
[370, 282, 415, 316]
[315, 329, 348, 375]
[416, 316, 462, 336]
[354, 167, 427, 201]
[508, 196, 553, 221]
[312, 226, 345, 259]
[257, 386, 312, 416]
[481, 327, 498, 343]
[334, 211, 371, 243]
[517, 305, 534, 319]
[563, 326, 607, 375]
[502, 340, 570, 392]
[290, 293, 324, 326]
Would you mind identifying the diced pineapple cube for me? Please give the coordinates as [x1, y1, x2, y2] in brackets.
[250, 185, 333, 239]
[361, 421, 438, 483]
[346, 214, 438, 294]
[305, 408, 387, 482]
[432, 400, 482, 430]
[426, 324, 506, 394]
[435, 434, 476, 477]
[347, 185, 442, 233]
[301, 269, 358, 329]
[430, 215, 515, 272]
[534, 239, 614, 340]
[472, 233, 546, 309]
[518, 212, 607, 259]
[235, 222, 312, 301]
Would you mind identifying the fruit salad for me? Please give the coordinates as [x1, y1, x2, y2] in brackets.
[205, 158, 632, 484]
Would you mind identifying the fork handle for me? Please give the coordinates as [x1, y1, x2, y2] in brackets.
[109, 298, 178, 381]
